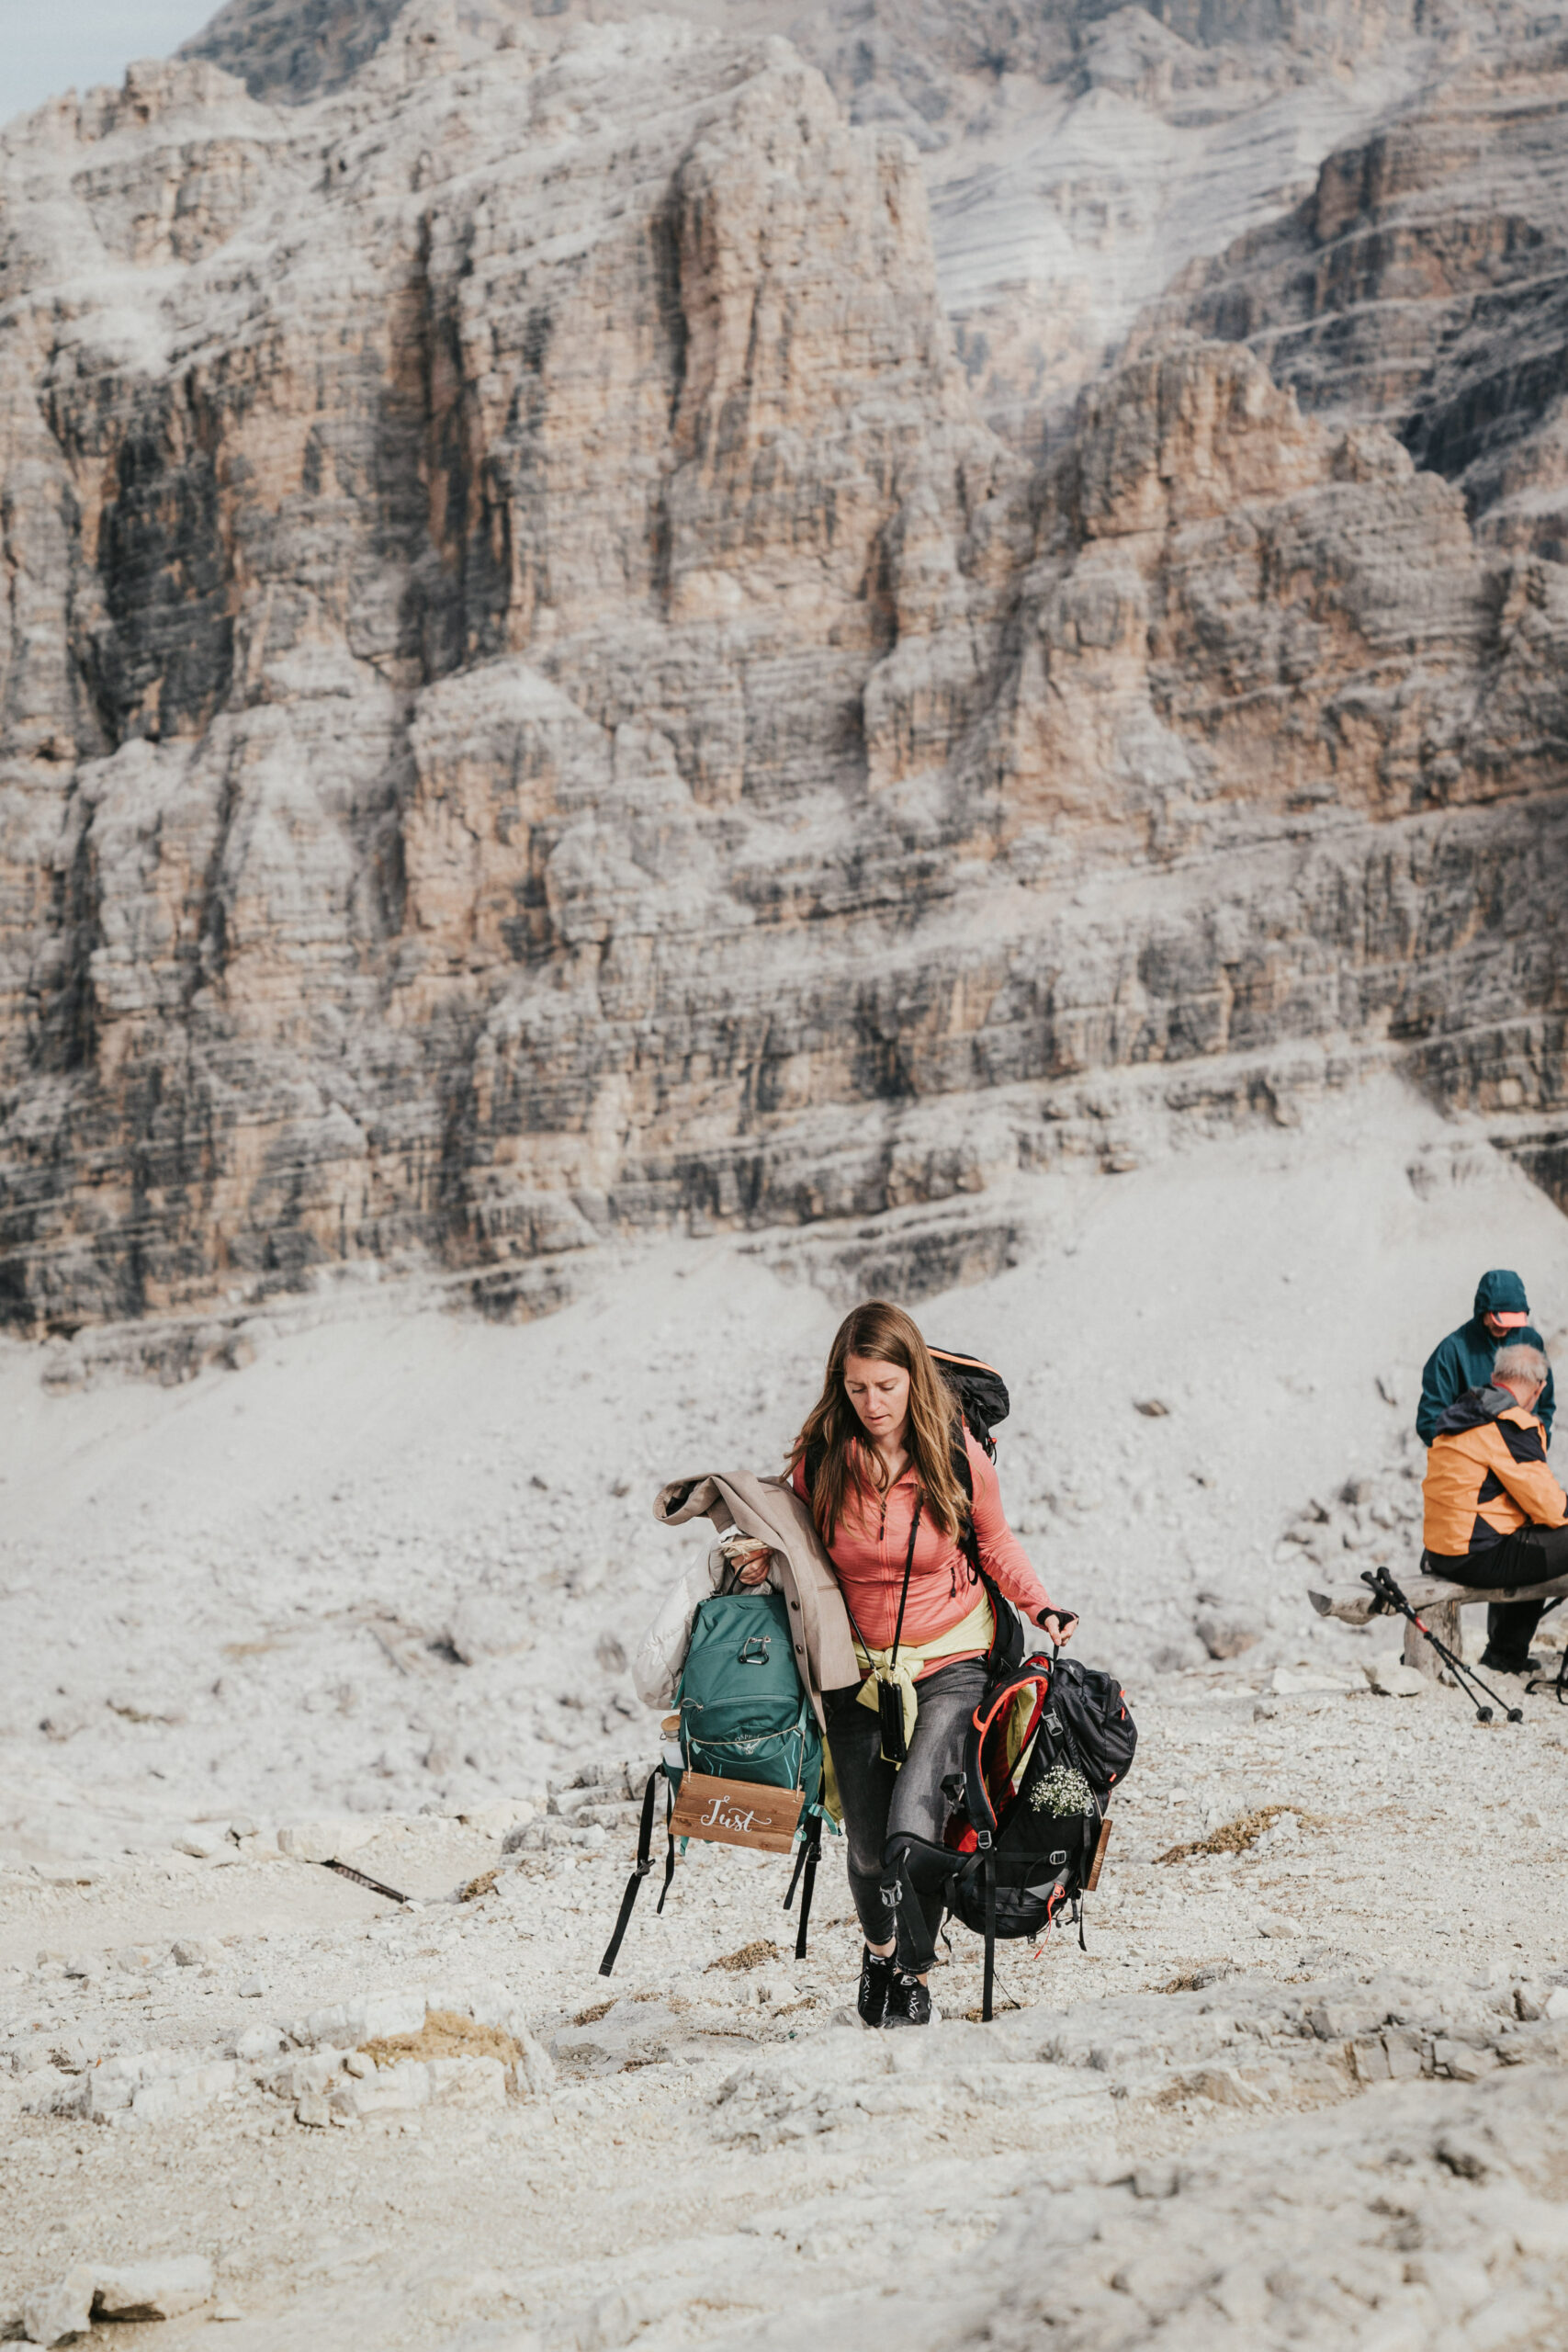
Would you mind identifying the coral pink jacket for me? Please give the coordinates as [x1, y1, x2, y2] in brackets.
[791, 1431, 1053, 1676]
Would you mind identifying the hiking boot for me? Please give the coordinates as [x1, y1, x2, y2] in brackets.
[886, 1972, 934, 2028]
[1478, 1651, 1544, 1677]
[858, 1945, 897, 2029]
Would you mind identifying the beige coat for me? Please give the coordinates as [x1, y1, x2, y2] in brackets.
[651, 1472, 858, 1730]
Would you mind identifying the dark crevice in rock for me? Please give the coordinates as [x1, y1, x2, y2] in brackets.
[31, 811, 100, 1078]
[46, 379, 235, 750]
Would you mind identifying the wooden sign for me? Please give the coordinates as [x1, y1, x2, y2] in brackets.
[1086, 1817, 1112, 1892]
[668, 1771, 804, 1854]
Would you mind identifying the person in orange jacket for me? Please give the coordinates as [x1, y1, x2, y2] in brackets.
[1423, 1341, 1568, 1674]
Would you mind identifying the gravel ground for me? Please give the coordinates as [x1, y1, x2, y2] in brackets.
[8, 1657, 1568, 2347]
[8, 1086, 1568, 2345]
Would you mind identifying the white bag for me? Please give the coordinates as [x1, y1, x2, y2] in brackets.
[632, 1536, 782, 1710]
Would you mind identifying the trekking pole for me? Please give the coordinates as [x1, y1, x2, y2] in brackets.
[319, 1859, 411, 1904]
[1359, 1569, 1522, 1724]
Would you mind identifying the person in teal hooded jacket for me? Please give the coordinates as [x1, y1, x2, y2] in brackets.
[1416, 1270, 1555, 1451]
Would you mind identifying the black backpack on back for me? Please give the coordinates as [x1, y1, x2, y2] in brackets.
[928, 1346, 1010, 1461]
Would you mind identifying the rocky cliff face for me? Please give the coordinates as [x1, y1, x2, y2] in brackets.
[1, 0, 1565, 1333]
[184, 0, 1443, 442]
[1154, 10, 1568, 556]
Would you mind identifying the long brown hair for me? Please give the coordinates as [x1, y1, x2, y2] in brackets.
[788, 1300, 968, 1547]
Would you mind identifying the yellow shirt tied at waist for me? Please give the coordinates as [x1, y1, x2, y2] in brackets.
[854, 1589, 995, 1763]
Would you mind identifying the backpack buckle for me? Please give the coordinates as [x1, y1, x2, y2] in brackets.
[738, 1635, 772, 1666]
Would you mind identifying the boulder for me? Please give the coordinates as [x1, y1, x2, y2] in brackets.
[1365, 1658, 1427, 1698]
[276, 1819, 375, 1864]
[292, 1989, 426, 2048]
[91, 2259, 215, 2323]
[21, 2267, 94, 2346]
[447, 1594, 532, 1665]
[22, 2258, 214, 2344]
[1194, 1611, 1264, 1661]
[459, 1800, 536, 1839]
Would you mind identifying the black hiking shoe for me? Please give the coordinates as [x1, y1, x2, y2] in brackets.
[858, 1945, 897, 2029]
[886, 1972, 934, 2028]
[1479, 1651, 1544, 1677]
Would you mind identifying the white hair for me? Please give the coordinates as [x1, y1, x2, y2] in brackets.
[1494, 1342, 1549, 1390]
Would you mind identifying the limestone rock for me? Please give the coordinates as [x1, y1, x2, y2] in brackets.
[0, 8, 1566, 1329]
[1168, 28, 1568, 563]
[26, 2046, 241, 2126]
[1195, 1611, 1264, 1661]
[459, 1800, 536, 1838]
[1269, 1667, 1356, 1697]
[91, 2259, 214, 2323]
[446, 1595, 532, 1666]
[21, 2257, 213, 2343]
[1366, 1658, 1427, 1698]
[292, 1989, 426, 2047]
[326, 2052, 506, 2119]
[260, 2048, 349, 2099]
[276, 1820, 375, 1864]
[21, 2267, 94, 2347]
[172, 1937, 225, 1967]
[231, 2026, 285, 2064]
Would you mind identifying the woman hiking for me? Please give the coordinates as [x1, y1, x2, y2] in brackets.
[788, 1300, 1077, 2029]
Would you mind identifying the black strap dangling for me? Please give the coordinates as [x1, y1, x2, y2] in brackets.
[599, 1768, 662, 1976]
[784, 1814, 822, 1960]
[655, 1774, 676, 1913]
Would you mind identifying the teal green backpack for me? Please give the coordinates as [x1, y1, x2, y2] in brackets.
[600, 1586, 828, 1976]
[673, 1589, 823, 1805]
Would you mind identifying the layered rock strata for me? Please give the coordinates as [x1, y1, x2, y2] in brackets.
[1159, 15, 1568, 558]
[1, 5, 1566, 1330]
[184, 0, 1447, 440]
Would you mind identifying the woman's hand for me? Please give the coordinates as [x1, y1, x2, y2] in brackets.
[730, 1539, 773, 1587]
[1038, 1609, 1078, 1645]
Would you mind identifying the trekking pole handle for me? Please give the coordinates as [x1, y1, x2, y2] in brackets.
[1360, 1568, 1399, 1614]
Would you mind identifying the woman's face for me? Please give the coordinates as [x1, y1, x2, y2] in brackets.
[843, 1352, 910, 1445]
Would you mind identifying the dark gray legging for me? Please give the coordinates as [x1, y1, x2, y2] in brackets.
[824, 1657, 987, 1974]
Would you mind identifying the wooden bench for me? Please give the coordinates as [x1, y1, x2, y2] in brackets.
[1307, 1568, 1568, 1679]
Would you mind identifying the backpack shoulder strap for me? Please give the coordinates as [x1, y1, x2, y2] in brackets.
[951, 1430, 980, 1575]
[951, 1429, 974, 1504]
[950, 1430, 1025, 1679]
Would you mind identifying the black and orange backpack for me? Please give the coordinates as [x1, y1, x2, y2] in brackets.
[887, 1649, 1137, 2018]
